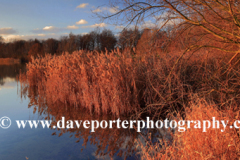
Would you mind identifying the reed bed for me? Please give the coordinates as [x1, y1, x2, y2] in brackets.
[138, 98, 240, 160]
[24, 49, 141, 116]
[19, 48, 240, 159]
[21, 49, 240, 116]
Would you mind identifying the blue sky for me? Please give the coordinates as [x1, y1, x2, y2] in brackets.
[0, 0, 123, 41]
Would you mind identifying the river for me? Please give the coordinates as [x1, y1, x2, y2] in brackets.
[0, 64, 168, 160]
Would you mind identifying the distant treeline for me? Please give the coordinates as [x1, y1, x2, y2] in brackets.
[0, 29, 138, 62]
[0, 27, 177, 62]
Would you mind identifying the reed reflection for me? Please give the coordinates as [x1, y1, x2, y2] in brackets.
[19, 72, 166, 159]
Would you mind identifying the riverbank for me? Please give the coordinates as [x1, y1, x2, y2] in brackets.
[0, 58, 21, 65]
[20, 49, 240, 159]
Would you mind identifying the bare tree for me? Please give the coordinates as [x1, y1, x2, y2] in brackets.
[80, 33, 94, 51]
[118, 28, 141, 52]
[57, 36, 68, 54]
[43, 38, 59, 55]
[0, 36, 3, 43]
[101, 0, 240, 61]
[136, 28, 168, 54]
[99, 29, 117, 51]
[0, 36, 4, 57]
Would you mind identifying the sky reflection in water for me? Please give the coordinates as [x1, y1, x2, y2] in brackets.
[0, 64, 166, 160]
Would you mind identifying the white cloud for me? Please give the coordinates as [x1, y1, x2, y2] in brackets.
[76, 19, 88, 25]
[108, 7, 119, 14]
[2, 33, 65, 42]
[76, 3, 88, 9]
[33, 26, 61, 33]
[81, 32, 88, 35]
[82, 23, 107, 28]
[141, 20, 156, 29]
[0, 27, 17, 35]
[2, 35, 24, 41]
[115, 25, 125, 30]
[92, 8, 101, 13]
[153, 12, 182, 26]
[66, 25, 79, 29]
[92, 23, 107, 28]
[33, 24, 81, 34]
[43, 26, 56, 31]
[92, 7, 119, 14]
[37, 34, 46, 37]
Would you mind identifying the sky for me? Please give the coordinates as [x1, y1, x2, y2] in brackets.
[0, 0, 124, 42]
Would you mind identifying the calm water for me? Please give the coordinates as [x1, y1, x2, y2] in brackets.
[0, 64, 167, 160]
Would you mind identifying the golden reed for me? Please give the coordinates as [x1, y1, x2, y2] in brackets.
[19, 48, 240, 159]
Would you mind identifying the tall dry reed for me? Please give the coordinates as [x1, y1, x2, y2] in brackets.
[24, 49, 142, 116]
[21, 49, 240, 117]
[138, 98, 240, 160]
[19, 48, 240, 159]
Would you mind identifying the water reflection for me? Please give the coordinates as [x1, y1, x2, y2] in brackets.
[16, 66, 170, 159]
[0, 64, 25, 87]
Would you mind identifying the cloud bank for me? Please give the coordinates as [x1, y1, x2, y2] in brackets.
[0, 28, 17, 35]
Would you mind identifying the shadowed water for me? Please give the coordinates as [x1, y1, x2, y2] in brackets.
[0, 64, 169, 160]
